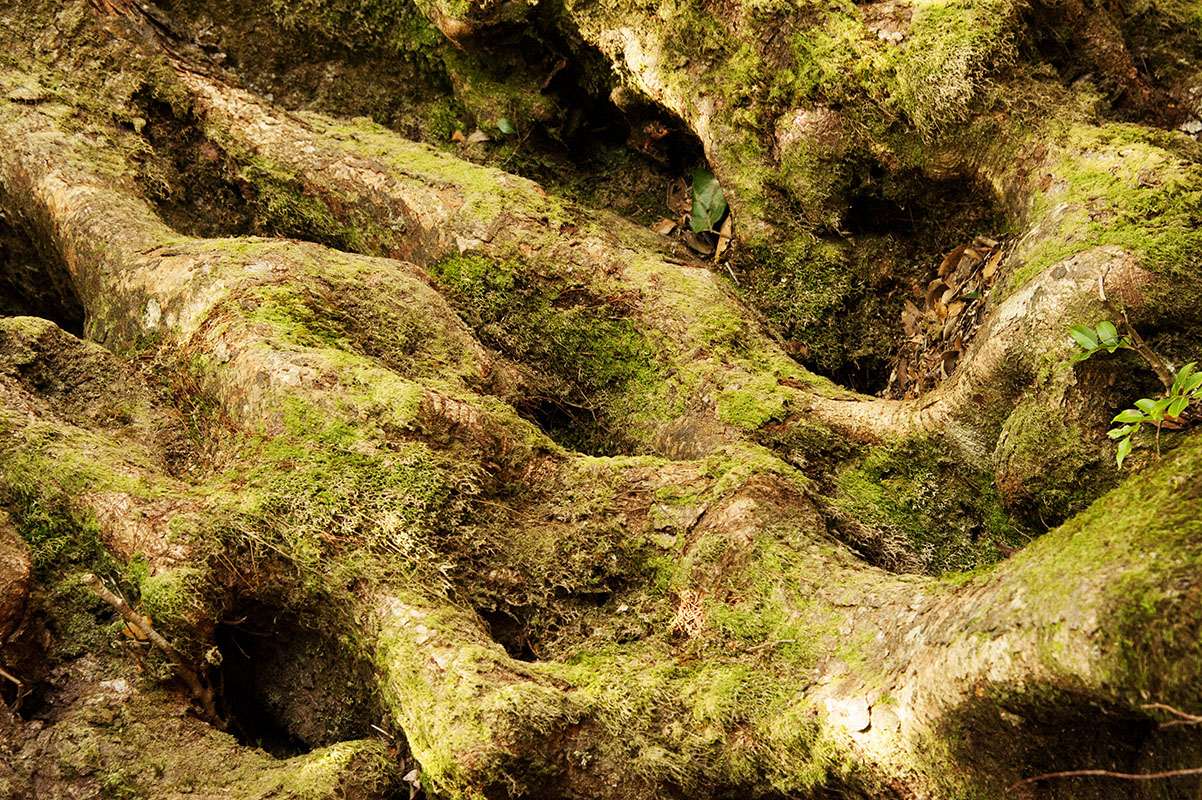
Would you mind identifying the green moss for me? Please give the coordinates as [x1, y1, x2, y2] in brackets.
[429, 252, 664, 452]
[237, 159, 372, 253]
[137, 565, 208, 630]
[836, 436, 1025, 574]
[994, 397, 1116, 525]
[219, 399, 460, 573]
[716, 374, 790, 431]
[267, 0, 445, 56]
[1008, 123, 1202, 292]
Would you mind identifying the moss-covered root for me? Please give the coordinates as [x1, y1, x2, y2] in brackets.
[0, 317, 204, 574]
[1, 652, 400, 799]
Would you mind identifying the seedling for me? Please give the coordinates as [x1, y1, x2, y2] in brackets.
[1067, 321, 1200, 467]
[1108, 361, 1202, 467]
[1066, 322, 1132, 366]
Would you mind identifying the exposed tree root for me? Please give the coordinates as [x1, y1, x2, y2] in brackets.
[1, 1, 1201, 799]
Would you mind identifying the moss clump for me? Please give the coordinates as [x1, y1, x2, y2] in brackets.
[1008, 123, 1202, 292]
[836, 436, 1025, 574]
[429, 253, 664, 453]
[993, 398, 1115, 526]
[716, 374, 791, 431]
[266, 0, 445, 56]
[237, 159, 374, 254]
[219, 401, 463, 574]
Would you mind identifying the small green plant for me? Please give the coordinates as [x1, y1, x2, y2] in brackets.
[1109, 362, 1202, 467]
[1067, 320, 1200, 467]
[690, 169, 727, 232]
[1066, 322, 1132, 366]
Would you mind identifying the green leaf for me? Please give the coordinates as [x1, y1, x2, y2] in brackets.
[1103, 336, 1132, 353]
[497, 117, 516, 135]
[1168, 396, 1190, 417]
[1069, 325, 1099, 351]
[1113, 408, 1149, 424]
[1096, 321, 1118, 345]
[1134, 397, 1159, 414]
[1172, 362, 1198, 394]
[1108, 424, 1134, 439]
[1116, 436, 1133, 468]
[1185, 373, 1202, 394]
[690, 169, 727, 232]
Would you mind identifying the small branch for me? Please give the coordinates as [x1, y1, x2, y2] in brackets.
[1098, 284, 1173, 390]
[1142, 702, 1202, 728]
[1007, 766, 1202, 792]
[0, 665, 20, 687]
[81, 573, 223, 728]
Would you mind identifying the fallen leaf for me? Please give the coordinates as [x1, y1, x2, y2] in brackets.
[925, 278, 949, 310]
[465, 129, 491, 145]
[666, 178, 690, 214]
[714, 213, 733, 260]
[983, 247, 1004, 281]
[939, 244, 968, 278]
[651, 218, 677, 235]
[451, 129, 465, 143]
[684, 230, 717, 256]
[941, 349, 960, 376]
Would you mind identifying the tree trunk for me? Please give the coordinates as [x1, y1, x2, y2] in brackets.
[2, 1, 1202, 799]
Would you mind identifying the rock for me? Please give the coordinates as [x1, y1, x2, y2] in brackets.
[0, 511, 32, 642]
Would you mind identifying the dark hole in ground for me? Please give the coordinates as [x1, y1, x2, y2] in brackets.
[516, 396, 623, 458]
[795, 167, 1004, 396]
[215, 604, 381, 757]
[479, 609, 539, 662]
[0, 202, 85, 338]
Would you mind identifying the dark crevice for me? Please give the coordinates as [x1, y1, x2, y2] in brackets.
[0, 202, 85, 338]
[131, 94, 255, 239]
[214, 601, 383, 757]
[756, 166, 1005, 397]
[479, 609, 539, 662]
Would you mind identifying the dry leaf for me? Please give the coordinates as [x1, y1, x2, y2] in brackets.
[465, 129, 491, 145]
[666, 178, 690, 214]
[684, 230, 717, 256]
[925, 279, 949, 310]
[714, 214, 733, 261]
[946, 300, 965, 319]
[651, 218, 677, 235]
[939, 244, 967, 278]
[983, 247, 1004, 281]
[450, 129, 465, 143]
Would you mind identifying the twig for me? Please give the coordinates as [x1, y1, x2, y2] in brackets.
[81, 573, 224, 728]
[1008, 766, 1202, 791]
[0, 665, 20, 687]
[1142, 702, 1202, 728]
[1098, 277, 1174, 390]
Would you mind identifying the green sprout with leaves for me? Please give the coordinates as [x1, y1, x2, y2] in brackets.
[1067, 322, 1132, 365]
[1067, 321, 1201, 467]
[1108, 362, 1202, 467]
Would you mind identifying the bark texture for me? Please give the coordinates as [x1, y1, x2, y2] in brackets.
[1, 1, 1202, 799]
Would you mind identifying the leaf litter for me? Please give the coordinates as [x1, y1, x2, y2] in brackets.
[884, 235, 1012, 399]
